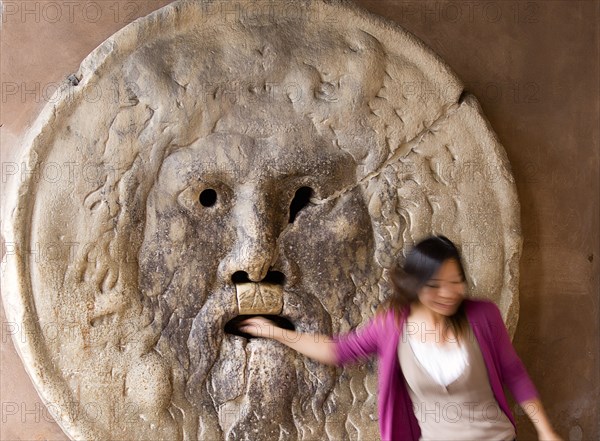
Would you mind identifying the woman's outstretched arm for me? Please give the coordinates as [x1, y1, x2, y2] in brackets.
[238, 316, 338, 366]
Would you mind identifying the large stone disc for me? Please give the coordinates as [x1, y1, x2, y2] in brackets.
[2, 1, 521, 439]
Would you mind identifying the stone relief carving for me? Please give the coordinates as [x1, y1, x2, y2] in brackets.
[1, 1, 522, 440]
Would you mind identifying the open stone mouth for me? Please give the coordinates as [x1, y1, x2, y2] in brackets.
[224, 315, 296, 339]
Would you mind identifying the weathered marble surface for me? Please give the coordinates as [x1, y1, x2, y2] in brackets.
[1, 0, 521, 439]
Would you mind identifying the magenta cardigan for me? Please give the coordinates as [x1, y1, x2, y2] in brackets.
[333, 299, 539, 441]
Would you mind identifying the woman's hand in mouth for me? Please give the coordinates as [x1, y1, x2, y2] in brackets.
[238, 316, 281, 339]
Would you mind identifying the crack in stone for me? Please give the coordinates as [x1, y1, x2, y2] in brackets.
[311, 99, 462, 206]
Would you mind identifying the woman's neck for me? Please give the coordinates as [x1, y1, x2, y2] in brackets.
[409, 301, 446, 326]
[407, 302, 458, 345]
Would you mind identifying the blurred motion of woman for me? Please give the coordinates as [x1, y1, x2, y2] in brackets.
[239, 235, 561, 441]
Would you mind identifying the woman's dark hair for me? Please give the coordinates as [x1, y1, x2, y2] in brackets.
[384, 235, 468, 338]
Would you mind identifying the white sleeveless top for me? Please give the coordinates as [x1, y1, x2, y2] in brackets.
[407, 335, 469, 386]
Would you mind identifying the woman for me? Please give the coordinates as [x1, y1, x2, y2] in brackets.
[239, 235, 561, 441]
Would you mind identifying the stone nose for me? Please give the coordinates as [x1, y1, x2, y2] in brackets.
[217, 187, 285, 285]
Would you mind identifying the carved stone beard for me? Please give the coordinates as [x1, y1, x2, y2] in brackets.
[181, 285, 337, 441]
[209, 338, 334, 441]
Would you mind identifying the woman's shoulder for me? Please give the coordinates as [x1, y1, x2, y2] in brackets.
[374, 305, 409, 332]
[464, 297, 496, 308]
[463, 298, 504, 323]
[464, 297, 499, 309]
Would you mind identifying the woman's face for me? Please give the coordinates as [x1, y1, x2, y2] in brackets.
[417, 259, 466, 317]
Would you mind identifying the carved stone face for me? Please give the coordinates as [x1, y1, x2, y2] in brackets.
[139, 114, 375, 436]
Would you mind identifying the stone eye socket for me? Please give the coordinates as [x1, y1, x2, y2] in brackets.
[178, 184, 229, 214]
[199, 189, 217, 207]
[289, 186, 313, 223]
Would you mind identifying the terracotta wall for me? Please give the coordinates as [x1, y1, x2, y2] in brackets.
[1, 1, 598, 440]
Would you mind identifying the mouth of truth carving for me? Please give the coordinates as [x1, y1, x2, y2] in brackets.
[1, 1, 521, 440]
